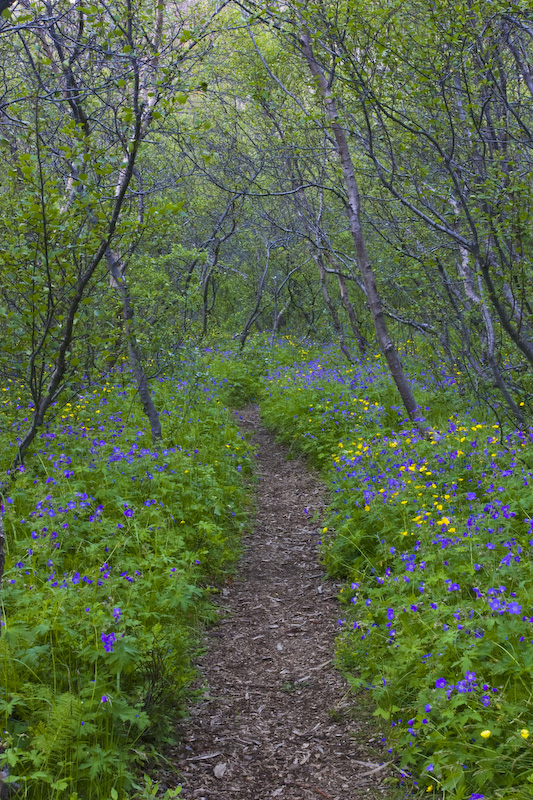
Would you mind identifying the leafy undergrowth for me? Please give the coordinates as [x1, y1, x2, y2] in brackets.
[257, 344, 533, 799]
[0, 364, 252, 799]
[203, 335, 327, 408]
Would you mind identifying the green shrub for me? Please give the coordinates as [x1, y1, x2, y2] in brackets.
[259, 343, 533, 799]
[0, 370, 252, 798]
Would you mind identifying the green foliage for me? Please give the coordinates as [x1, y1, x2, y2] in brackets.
[207, 348, 268, 406]
[259, 341, 533, 798]
[132, 775, 182, 799]
[0, 367, 252, 798]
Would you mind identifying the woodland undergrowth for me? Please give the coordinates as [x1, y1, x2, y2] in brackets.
[238, 338, 533, 800]
[0, 359, 252, 799]
[4, 335, 533, 800]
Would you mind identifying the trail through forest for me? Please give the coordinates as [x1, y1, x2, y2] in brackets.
[166, 406, 390, 800]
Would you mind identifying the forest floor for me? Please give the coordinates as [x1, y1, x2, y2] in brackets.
[163, 406, 391, 800]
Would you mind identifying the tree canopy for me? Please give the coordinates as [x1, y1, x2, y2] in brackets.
[0, 0, 531, 446]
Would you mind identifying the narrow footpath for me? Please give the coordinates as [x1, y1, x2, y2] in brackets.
[171, 406, 389, 800]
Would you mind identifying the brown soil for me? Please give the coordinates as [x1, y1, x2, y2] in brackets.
[166, 406, 390, 799]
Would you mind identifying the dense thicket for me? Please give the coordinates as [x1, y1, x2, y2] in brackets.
[0, 0, 531, 450]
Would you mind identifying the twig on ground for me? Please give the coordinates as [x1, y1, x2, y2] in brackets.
[295, 785, 332, 799]
[356, 761, 391, 779]
[186, 752, 222, 762]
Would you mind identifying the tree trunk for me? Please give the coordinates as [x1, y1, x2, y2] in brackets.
[107, 248, 162, 442]
[299, 31, 420, 425]
[240, 248, 270, 350]
[335, 268, 368, 356]
[256, 91, 366, 363]
[456, 245, 524, 425]
[315, 251, 354, 364]
[270, 298, 289, 347]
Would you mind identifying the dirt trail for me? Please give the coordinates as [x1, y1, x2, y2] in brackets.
[170, 406, 389, 800]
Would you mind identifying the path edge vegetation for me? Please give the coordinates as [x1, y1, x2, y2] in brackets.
[211, 341, 533, 800]
[0, 367, 255, 799]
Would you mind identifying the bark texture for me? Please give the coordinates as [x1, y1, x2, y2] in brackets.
[299, 31, 420, 425]
[107, 249, 162, 442]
